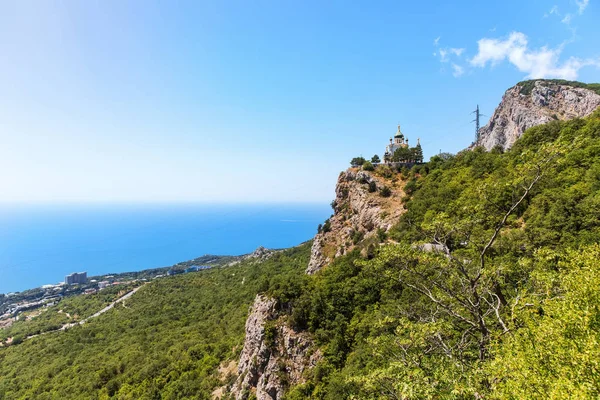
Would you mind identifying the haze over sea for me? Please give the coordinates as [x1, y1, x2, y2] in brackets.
[0, 203, 330, 294]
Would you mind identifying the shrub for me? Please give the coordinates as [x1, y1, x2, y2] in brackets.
[377, 228, 387, 242]
[352, 230, 364, 244]
[368, 181, 377, 193]
[376, 165, 393, 178]
[404, 179, 418, 195]
[362, 161, 374, 171]
[264, 321, 278, 350]
[380, 186, 392, 197]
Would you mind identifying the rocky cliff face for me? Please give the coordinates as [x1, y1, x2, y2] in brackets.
[476, 80, 600, 150]
[230, 295, 320, 400]
[306, 168, 405, 274]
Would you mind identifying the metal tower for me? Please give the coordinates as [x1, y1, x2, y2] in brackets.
[472, 105, 483, 143]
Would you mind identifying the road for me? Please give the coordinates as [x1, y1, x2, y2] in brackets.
[26, 285, 144, 340]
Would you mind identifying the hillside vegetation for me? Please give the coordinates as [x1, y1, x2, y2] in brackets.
[271, 109, 600, 398]
[0, 245, 311, 399]
[518, 79, 600, 95]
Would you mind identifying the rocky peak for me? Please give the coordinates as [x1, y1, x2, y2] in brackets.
[247, 246, 274, 260]
[306, 168, 406, 274]
[476, 80, 600, 151]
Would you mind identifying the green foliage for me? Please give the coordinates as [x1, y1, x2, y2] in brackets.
[486, 245, 600, 399]
[351, 230, 364, 244]
[350, 157, 366, 167]
[371, 155, 380, 164]
[0, 243, 312, 399]
[321, 219, 332, 233]
[367, 181, 377, 193]
[379, 186, 391, 197]
[362, 161, 374, 171]
[375, 164, 393, 178]
[391, 145, 424, 163]
[391, 146, 412, 162]
[518, 79, 600, 96]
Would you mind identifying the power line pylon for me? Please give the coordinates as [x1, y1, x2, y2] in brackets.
[472, 105, 483, 143]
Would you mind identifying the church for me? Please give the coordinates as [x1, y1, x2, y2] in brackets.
[384, 124, 420, 163]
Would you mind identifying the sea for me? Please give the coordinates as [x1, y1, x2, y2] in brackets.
[0, 203, 331, 294]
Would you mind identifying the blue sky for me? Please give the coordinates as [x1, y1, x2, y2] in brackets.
[1, 0, 598, 203]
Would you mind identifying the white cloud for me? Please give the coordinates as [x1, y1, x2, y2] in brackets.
[470, 31, 600, 80]
[544, 5, 560, 17]
[562, 13, 572, 24]
[439, 48, 448, 62]
[576, 0, 589, 14]
[434, 36, 441, 46]
[436, 47, 464, 63]
[451, 63, 465, 77]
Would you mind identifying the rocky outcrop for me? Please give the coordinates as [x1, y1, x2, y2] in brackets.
[247, 246, 275, 261]
[306, 168, 405, 274]
[230, 295, 321, 400]
[476, 80, 600, 150]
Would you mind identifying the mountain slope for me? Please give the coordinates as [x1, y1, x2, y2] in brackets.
[476, 79, 600, 150]
[259, 109, 600, 399]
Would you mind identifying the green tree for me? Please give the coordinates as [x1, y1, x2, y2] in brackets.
[412, 143, 423, 163]
[371, 155, 381, 164]
[392, 147, 412, 162]
[350, 157, 366, 167]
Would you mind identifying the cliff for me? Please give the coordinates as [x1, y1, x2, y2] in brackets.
[230, 295, 321, 400]
[476, 80, 600, 150]
[306, 168, 406, 274]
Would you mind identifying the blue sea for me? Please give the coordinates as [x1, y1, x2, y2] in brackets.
[0, 204, 330, 294]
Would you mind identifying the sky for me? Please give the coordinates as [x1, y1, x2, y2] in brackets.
[1, 0, 599, 203]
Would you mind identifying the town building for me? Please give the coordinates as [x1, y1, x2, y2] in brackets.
[65, 272, 87, 285]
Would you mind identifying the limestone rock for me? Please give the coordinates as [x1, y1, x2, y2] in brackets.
[306, 169, 405, 274]
[231, 295, 320, 400]
[476, 80, 600, 151]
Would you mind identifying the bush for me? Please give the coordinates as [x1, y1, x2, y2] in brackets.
[362, 161, 374, 171]
[380, 186, 392, 197]
[377, 228, 387, 242]
[376, 165, 393, 178]
[368, 181, 377, 193]
[404, 179, 417, 195]
[351, 230, 364, 244]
